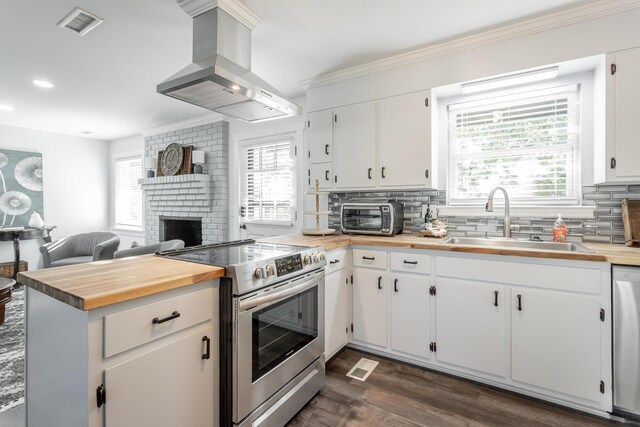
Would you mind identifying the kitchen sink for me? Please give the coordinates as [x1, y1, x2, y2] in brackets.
[440, 237, 593, 253]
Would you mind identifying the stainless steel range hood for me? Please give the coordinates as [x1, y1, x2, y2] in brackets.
[158, 7, 301, 123]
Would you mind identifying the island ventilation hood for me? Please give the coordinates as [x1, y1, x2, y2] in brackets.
[157, 7, 301, 123]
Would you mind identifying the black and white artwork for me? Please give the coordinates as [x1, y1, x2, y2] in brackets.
[0, 149, 43, 227]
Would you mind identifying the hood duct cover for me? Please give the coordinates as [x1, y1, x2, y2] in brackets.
[158, 7, 301, 123]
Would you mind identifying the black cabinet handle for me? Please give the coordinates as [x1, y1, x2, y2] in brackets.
[378, 276, 382, 290]
[403, 260, 418, 265]
[329, 259, 340, 265]
[362, 256, 375, 261]
[381, 167, 386, 179]
[394, 278, 398, 293]
[152, 311, 180, 325]
[325, 144, 330, 155]
[368, 168, 372, 179]
[325, 170, 330, 181]
[494, 291, 499, 307]
[202, 336, 211, 360]
[517, 294, 522, 311]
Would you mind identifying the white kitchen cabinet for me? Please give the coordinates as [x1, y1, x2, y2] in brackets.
[511, 288, 603, 403]
[390, 272, 430, 359]
[435, 278, 506, 377]
[307, 110, 334, 164]
[378, 91, 432, 187]
[307, 163, 333, 190]
[325, 268, 351, 360]
[104, 325, 214, 427]
[605, 47, 640, 182]
[352, 267, 387, 347]
[333, 102, 376, 189]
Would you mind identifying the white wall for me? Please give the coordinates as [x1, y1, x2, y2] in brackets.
[109, 134, 145, 249]
[0, 124, 110, 270]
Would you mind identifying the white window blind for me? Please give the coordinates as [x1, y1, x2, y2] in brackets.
[447, 84, 581, 205]
[115, 156, 142, 228]
[241, 138, 295, 224]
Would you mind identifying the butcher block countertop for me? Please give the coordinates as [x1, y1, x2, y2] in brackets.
[262, 233, 640, 266]
[17, 255, 224, 311]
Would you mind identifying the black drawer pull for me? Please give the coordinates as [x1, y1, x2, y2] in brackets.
[368, 168, 372, 179]
[378, 276, 383, 290]
[494, 291, 499, 307]
[329, 259, 340, 265]
[325, 144, 330, 155]
[403, 260, 418, 265]
[381, 167, 386, 179]
[394, 278, 398, 293]
[517, 294, 522, 311]
[152, 311, 180, 324]
[362, 256, 375, 261]
[325, 170, 330, 181]
[202, 336, 211, 360]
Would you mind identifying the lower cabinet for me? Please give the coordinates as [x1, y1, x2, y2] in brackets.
[104, 326, 215, 427]
[435, 279, 506, 377]
[511, 288, 603, 402]
[325, 268, 351, 359]
[390, 273, 430, 359]
[352, 268, 387, 348]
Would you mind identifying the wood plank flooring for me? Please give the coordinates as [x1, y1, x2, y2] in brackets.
[288, 349, 622, 427]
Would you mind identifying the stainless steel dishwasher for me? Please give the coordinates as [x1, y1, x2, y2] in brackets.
[613, 265, 640, 419]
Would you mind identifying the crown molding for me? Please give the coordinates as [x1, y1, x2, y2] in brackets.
[177, 0, 262, 30]
[300, 0, 640, 90]
[141, 112, 226, 137]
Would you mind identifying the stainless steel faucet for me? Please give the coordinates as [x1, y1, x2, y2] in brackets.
[485, 186, 520, 238]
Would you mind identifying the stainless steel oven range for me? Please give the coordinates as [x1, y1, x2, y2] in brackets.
[158, 239, 326, 427]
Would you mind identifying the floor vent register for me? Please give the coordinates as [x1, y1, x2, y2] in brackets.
[346, 358, 379, 382]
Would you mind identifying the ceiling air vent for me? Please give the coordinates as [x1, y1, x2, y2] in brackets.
[57, 7, 103, 36]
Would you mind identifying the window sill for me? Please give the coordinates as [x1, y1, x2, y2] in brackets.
[437, 205, 595, 219]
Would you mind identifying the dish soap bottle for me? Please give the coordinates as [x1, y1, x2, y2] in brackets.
[553, 214, 567, 243]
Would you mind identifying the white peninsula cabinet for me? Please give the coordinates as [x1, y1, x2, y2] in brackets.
[604, 46, 640, 182]
[26, 281, 219, 427]
[344, 247, 612, 416]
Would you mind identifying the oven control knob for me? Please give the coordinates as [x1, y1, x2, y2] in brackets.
[253, 267, 265, 280]
[312, 254, 319, 263]
[303, 255, 312, 266]
[318, 252, 325, 261]
[265, 264, 275, 277]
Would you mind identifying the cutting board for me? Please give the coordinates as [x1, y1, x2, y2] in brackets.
[622, 199, 640, 247]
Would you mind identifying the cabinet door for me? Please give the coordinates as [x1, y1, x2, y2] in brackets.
[378, 91, 432, 187]
[352, 268, 387, 347]
[307, 163, 333, 190]
[325, 269, 350, 359]
[333, 103, 376, 189]
[105, 326, 214, 427]
[511, 289, 602, 402]
[307, 110, 333, 164]
[435, 279, 506, 377]
[390, 273, 430, 359]
[609, 48, 640, 180]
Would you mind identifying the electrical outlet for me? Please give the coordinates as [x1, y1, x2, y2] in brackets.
[421, 205, 438, 220]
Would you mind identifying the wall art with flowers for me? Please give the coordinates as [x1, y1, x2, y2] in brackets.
[0, 149, 43, 227]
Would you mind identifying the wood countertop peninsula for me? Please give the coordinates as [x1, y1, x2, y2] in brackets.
[18, 255, 224, 311]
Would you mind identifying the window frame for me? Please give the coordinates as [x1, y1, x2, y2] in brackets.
[239, 134, 297, 226]
[113, 154, 143, 230]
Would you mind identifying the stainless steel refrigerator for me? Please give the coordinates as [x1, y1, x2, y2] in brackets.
[613, 266, 640, 419]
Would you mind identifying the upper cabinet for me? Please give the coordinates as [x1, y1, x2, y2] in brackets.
[305, 90, 433, 191]
[605, 47, 640, 182]
[307, 110, 334, 164]
[378, 90, 431, 187]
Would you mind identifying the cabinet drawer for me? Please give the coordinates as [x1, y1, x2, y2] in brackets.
[390, 252, 431, 274]
[104, 287, 213, 358]
[325, 249, 347, 275]
[353, 249, 387, 269]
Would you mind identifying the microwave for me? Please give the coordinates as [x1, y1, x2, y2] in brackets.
[340, 202, 404, 236]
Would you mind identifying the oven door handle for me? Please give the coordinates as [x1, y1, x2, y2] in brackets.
[239, 274, 321, 312]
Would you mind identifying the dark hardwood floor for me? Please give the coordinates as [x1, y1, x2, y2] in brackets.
[288, 348, 621, 427]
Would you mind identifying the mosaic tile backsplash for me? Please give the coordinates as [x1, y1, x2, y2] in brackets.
[329, 184, 640, 244]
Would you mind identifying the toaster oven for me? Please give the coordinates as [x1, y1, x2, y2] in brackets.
[340, 202, 404, 236]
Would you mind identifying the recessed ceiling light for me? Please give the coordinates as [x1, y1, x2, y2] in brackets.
[230, 84, 240, 91]
[33, 80, 55, 89]
[0, 105, 15, 112]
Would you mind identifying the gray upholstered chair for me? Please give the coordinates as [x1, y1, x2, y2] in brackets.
[114, 240, 185, 259]
[40, 232, 121, 268]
